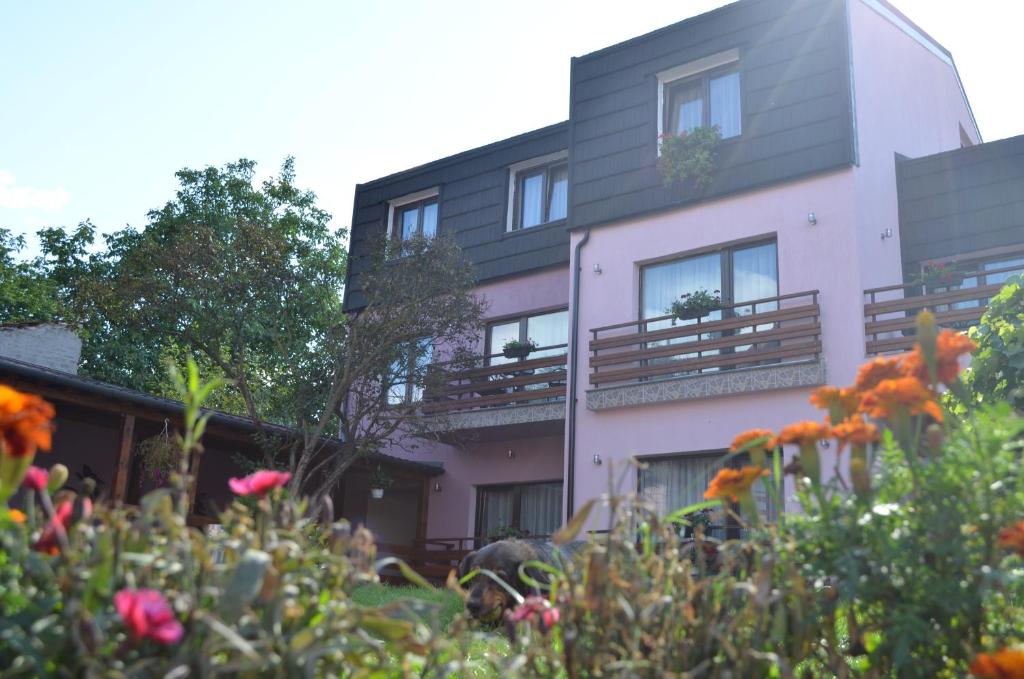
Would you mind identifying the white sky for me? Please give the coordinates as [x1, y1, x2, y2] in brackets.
[1, 1, 1021, 251]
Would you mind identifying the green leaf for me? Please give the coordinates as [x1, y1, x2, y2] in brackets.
[554, 498, 596, 544]
[220, 549, 271, 622]
[374, 556, 434, 589]
[664, 500, 722, 525]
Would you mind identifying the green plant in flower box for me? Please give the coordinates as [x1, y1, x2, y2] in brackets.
[657, 125, 722, 189]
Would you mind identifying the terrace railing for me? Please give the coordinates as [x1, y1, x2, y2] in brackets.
[588, 291, 821, 389]
[864, 258, 1024, 355]
[421, 344, 568, 414]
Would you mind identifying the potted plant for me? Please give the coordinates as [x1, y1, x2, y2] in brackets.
[657, 125, 723, 189]
[917, 260, 967, 288]
[368, 466, 392, 499]
[487, 525, 530, 543]
[667, 288, 722, 321]
[502, 338, 538, 360]
[136, 423, 177, 489]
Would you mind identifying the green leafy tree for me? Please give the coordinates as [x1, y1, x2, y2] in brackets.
[965, 274, 1024, 410]
[0, 228, 57, 323]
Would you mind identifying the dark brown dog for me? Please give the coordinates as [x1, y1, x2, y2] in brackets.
[458, 539, 583, 621]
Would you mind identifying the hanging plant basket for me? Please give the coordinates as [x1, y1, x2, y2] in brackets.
[368, 465, 392, 500]
[136, 421, 178, 489]
[668, 289, 722, 322]
[502, 339, 538, 360]
[370, 488, 385, 499]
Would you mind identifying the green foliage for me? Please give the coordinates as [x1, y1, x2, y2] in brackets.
[0, 228, 58, 323]
[657, 125, 722, 189]
[965, 274, 1024, 410]
[667, 287, 722, 320]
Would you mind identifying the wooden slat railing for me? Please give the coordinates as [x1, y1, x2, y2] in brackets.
[588, 291, 821, 388]
[422, 344, 568, 414]
[864, 259, 1024, 355]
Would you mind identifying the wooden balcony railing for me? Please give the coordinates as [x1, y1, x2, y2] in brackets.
[864, 259, 1024, 355]
[421, 344, 568, 414]
[588, 291, 821, 389]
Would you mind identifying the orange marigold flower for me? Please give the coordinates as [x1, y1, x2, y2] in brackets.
[0, 384, 55, 458]
[730, 429, 775, 453]
[809, 386, 861, 419]
[970, 648, 1024, 679]
[998, 521, 1024, 557]
[7, 508, 26, 524]
[773, 421, 832, 449]
[854, 356, 907, 393]
[704, 466, 768, 502]
[860, 377, 943, 423]
[903, 330, 978, 385]
[831, 416, 880, 450]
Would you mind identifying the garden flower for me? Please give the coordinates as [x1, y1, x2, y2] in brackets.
[773, 421, 832, 449]
[730, 429, 775, 453]
[831, 416, 879, 451]
[22, 465, 48, 491]
[704, 466, 767, 502]
[0, 384, 55, 458]
[508, 596, 560, 631]
[854, 356, 907, 393]
[114, 588, 184, 645]
[970, 648, 1024, 679]
[7, 508, 25, 524]
[998, 521, 1024, 557]
[228, 470, 291, 497]
[902, 330, 977, 385]
[33, 497, 92, 556]
[860, 376, 943, 423]
[809, 386, 861, 421]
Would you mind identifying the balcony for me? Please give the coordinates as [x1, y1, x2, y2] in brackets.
[586, 291, 824, 410]
[421, 345, 567, 436]
[864, 258, 1024, 355]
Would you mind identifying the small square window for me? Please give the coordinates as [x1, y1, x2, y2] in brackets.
[507, 153, 568, 231]
[387, 189, 439, 255]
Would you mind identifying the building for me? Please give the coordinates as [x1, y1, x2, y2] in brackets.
[347, 0, 1024, 546]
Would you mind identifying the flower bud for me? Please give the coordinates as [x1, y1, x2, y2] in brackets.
[47, 464, 68, 493]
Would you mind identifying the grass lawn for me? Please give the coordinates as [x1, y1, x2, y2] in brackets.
[351, 583, 466, 629]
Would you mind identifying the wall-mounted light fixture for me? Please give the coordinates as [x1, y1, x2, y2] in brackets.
[592, 453, 603, 466]
[881, 228, 894, 241]
[506, 449, 515, 460]
[593, 263, 603, 275]
[433, 482, 442, 493]
[807, 212, 817, 225]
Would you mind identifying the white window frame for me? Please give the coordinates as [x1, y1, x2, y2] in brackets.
[656, 48, 740, 153]
[505, 150, 569, 232]
[386, 187, 440, 242]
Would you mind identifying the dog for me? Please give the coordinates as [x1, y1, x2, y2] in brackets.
[457, 539, 585, 621]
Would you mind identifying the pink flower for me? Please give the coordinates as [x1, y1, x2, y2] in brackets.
[114, 589, 184, 645]
[508, 596, 560, 631]
[228, 470, 291, 497]
[22, 465, 48, 491]
[33, 497, 92, 555]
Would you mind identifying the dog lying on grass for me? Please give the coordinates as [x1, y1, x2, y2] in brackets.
[457, 539, 585, 622]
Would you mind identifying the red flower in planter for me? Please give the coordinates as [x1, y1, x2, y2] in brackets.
[228, 470, 291, 497]
[114, 589, 184, 645]
[33, 497, 92, 555]
[22, 465, 48, 491]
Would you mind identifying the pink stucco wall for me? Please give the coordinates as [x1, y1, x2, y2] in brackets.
[381, 265, 571, 541]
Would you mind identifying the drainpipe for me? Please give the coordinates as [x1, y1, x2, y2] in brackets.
[565, 228, 590, 520]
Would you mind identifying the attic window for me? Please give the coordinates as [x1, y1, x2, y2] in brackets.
[657, 48, 742, 141]
[386, 188, 439, 253]
[506, 151, 569, 231]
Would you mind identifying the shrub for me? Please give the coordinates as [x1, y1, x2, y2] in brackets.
[965, 273, 1024, 411]
[657, 126, 722, 189]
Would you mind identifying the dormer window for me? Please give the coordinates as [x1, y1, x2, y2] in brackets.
[387, 188, 439, 246]
[658, 49, 742, 141]
[507, 152, 569, 231]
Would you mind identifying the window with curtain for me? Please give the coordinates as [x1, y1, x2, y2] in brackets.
[664, 65, 741, 139]
[477, 481, 563, 540]
[937, 255, 1024, 312]
[640, 240, 777, 371]
[391, 196, 438, 247]
[638, 453, 773, 538]
[487, 309, 568, 365]
[511, 159, 568, 230]
[386, 338, 433, 405]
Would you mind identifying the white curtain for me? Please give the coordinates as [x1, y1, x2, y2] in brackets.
[400, 207, 418, 240]
[709, 71, 742, 138]
[488, 321, 519, 366]
[520, 174, 544, 228]
[480, 488, 515, 537]
[670, 80, 704, 135]
[639, 455, 727, 537]
[547, 165, 568, 222]
[642, 252, 722, 322]
[421, 202, 438, 238]
[519, 482, 563, 536]
[527, 310, 568, 357]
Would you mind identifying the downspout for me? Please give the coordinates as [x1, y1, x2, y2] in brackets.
[565, 228, 590, 520]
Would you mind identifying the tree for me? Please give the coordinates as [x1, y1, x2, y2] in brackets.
[964, 274, 1024, 411]
[0, 228, 58, 323]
